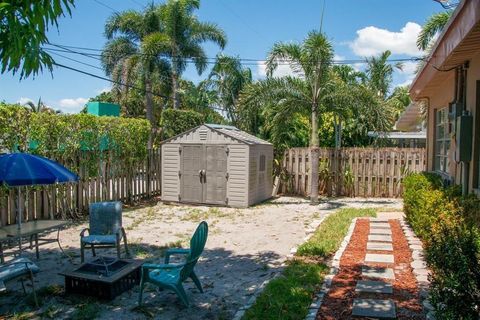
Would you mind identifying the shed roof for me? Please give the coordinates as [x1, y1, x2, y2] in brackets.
[161, 124, 272, 145]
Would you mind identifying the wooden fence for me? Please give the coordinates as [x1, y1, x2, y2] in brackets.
[280, 147, 426, 198]
[0, 149, 161, 227]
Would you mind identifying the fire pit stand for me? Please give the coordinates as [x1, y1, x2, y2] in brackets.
[60, 257, 142, 300]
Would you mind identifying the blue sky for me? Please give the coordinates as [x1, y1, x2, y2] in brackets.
[0, 0, 442, 113]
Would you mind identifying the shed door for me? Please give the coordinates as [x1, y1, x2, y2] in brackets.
[180, 145, 204, 203]
[204, 146, 228, 205]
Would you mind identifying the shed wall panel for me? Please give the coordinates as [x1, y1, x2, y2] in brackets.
[161, 144, 180, 201]
[226, 144, 249, 207]
[248, 145, 274, 205]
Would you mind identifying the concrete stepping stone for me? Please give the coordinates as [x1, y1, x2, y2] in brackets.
[356, 280, 393, 294]
[352, 299, 396, 319]
[367, 242, 393, 251]
[368, 234, 392, 242]
[370, 228, 392, 235]
[365, 253, 394, 264]
[369, 218, 390, 222]
[370, 222, 390, 228]
[362, 266, 395, 280]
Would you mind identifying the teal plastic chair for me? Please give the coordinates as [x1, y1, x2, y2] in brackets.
[138, 221, 208, 307]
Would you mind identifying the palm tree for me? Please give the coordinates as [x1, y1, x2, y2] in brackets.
[417, 11, 452, 51]
[102, 5, 172, 148]
[24, 97, 60, 113]
[158, 0, 227, 109]
[365, 50, 403, 99]
[207, 54, 252, 125]
[264, 31, 333, 203]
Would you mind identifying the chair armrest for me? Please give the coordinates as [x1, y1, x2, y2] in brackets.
[142, 263, 184, 270]
[80, 228, 89, 238]
[164, 248, 190, 264]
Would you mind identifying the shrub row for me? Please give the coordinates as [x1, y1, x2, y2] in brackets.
[403, 173, 480, 319]
[0, 103, 150, 162]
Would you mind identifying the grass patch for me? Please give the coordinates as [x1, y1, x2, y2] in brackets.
[243, 208, 376, 320]
[181, 207, 230, 221]
[71, 302, 101, 320]
[297, 208, 376, 258]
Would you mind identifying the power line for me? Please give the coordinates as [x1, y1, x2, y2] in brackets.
[46, 49, 104, 71]
[93, 0, 120, 14]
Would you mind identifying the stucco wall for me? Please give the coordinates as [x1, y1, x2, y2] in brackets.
[467, 52, 480, 191]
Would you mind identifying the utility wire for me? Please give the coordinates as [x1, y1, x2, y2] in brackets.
[93, 0, 120, 14]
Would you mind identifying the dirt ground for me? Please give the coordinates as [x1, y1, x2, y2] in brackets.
[0, 196, 402, 319]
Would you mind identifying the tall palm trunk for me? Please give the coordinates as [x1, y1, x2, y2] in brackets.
[145, 71, 154, 149]
[310, 103, 319, 204]
[171, 52, 180, 109]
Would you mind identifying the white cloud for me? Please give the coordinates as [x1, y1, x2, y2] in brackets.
[58, 97, 88, 113]
[333, 54, 345, 62]
[17, 97, 34, 105]
[256, 61, 301, 79]
[396, 61, 419, 88]
[350, 22, 422, 57]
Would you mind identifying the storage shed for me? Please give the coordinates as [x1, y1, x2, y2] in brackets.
[161, 124, 273, 207]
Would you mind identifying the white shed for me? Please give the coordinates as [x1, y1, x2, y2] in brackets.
[161, 124, 273, 207]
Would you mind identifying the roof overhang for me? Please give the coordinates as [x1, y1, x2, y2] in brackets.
[368, 131, 426, 140]
[409, 0, 480, 100]
[395, 102, 423, 131]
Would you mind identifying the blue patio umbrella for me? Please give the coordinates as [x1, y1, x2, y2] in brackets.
[0, 153, 79, 234]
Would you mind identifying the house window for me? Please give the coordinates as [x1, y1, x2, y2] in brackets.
[435, 107, 450, 173]
[259, 155, 266, 172]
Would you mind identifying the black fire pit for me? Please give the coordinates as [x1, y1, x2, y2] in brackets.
[60, 257, 143, 300]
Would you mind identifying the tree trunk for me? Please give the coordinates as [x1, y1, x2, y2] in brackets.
[172, 55, 180, 109]
[145, 74, 154, 149]
[310, 104, 319, 204]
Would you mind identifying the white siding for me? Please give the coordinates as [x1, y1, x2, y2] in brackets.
[161, 143, 181, 202]
[226, 144, 249, 207]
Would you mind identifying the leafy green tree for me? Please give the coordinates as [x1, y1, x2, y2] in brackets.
[365, 50, 403, 99]
[158, 0, 227, 109]
[102, 4, 172, 147]
[387, 86, 411, 121]
[207, 54, 252, 125]
[178, 80, 226, 124]
[0, 0, 74, 78]
[417, 11, 452, 51]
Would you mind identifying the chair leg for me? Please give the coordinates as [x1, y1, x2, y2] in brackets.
[80, 242, 85, 263]
[116, 242, 121, 259]
[29, 270, 38, 308]
[34, 234, 39, 260]
[173, 284, 189, 307]
[122, 229, 130, 258]
[190, 272, 203, 293]
[91, 245, 96, 257]
[138, 277, 145, 305]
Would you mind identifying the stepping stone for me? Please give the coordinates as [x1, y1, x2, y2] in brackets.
[362, 266, 395, 280]
[370, 228, 392, 235]
[356, 280, 393, 294]
[367, 242, 393, 251]
[370, 222, 390, 228]
[369, 218, 390, 222]
[368, 234, 392, 242]
[365, 253, 394, 264]
[352, 299, 396, 319]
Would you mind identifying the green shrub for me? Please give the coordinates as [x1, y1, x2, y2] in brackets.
[160, 109, 204, 140]
[403, 172, 480, 319]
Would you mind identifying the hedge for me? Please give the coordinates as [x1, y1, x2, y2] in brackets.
[0, 103, 150, 163]
[160, 109, 204, 140]
[403, 173, 480, 319]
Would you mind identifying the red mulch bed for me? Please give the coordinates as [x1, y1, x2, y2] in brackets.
[316, 219, 424, 319]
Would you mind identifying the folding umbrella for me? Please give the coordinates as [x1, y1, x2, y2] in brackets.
[0, 153, 79, 238]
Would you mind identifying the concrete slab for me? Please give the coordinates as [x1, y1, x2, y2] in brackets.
[367, 242, 393, 251]
[356, 280, 393, 294]
[368, 234, 392, 242]
[362, 266, 395, 280]
[370, 228, 392, 235]
[352, 299, 396, 319]
[370, 222, 390, 228]
[365, 253, 394, 264]
[368, 218, 390, 222]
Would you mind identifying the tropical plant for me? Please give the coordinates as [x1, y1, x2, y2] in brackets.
[0, 0, 74, 78]
[417, 11, 453, 51]
[178, 80, 226, 124]
[207, 54, 252, 125]
[158, 0, 227, 109]
[24, 97, 60, 114]
[102, 4, 172, 147]
[387, 86, 411, 121]
[365, 50, 403, 99]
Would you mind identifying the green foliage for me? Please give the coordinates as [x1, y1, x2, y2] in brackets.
[0, 0, 74, 78]
[160, 108, 204, 140]
[243, 261, 328, 320]
[417, 11, 453, 51]
[297, 208, 376, 257]
[0, 103, 150, 163]
[403, 172, 480, 318]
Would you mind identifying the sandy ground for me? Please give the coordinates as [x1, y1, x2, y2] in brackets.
[0, 196, 402, 319]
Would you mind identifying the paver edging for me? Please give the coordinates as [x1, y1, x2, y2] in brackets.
[304, 217, 359, 320]
[399, 219, 435, 319]
[232, 213, 331, 320]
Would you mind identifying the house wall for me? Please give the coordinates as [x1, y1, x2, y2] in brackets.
[467, 52, 480, 192]
[161, 143, 181, 202]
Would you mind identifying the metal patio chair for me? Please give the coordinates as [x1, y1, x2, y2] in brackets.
[0, 257, 39, 307]
[80, 201, 129, 263]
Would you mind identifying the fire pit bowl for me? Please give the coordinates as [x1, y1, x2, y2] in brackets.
[60, 257, 142, 300]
